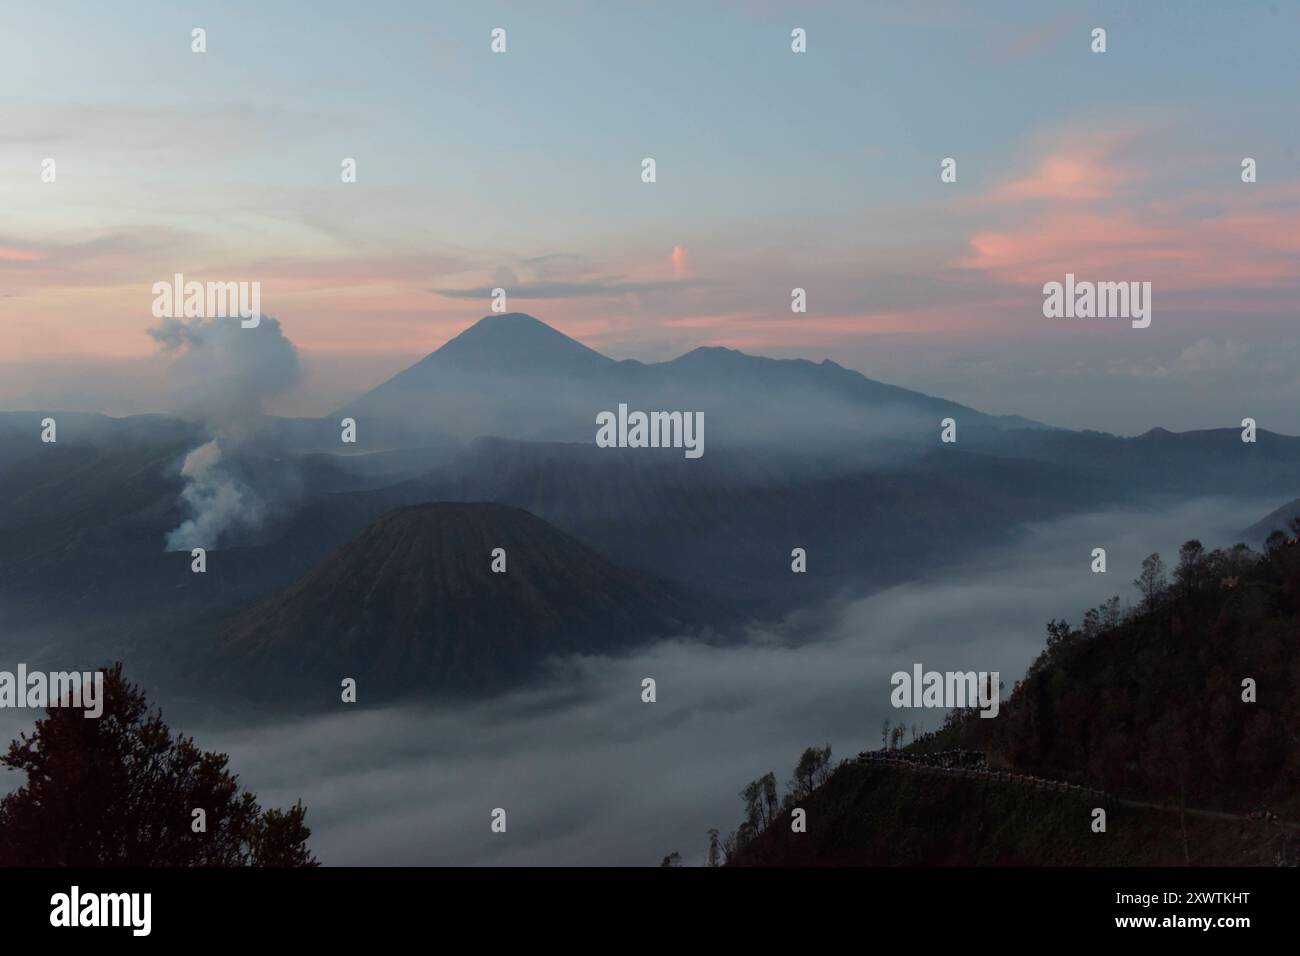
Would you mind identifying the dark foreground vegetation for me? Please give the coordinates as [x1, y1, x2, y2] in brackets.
[0, 664, 318, 866]
[694, 525, 1300, 866]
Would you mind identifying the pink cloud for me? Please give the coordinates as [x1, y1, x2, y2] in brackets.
[1004, 14, 1079, 60]
[671, 244, 688, 280]
[979, 128, 1141, 205]
[959, 126, 1300, 307]
[0, 246, 45, 263]
[962, 200, 1300, 295]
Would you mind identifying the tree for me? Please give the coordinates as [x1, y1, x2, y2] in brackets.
[1265, 530, 1288, 557]
[722, 829, 738, 861]
[706, 828, 721, 867]
[1174, 540, 1208, 595]
[1212, 543, 1257, 579]
[1081, 607, 1102, 638]
[250, 802, 317, 867]
[733, 821, 758, 852]
[659, 851, 682, 867]
[1133, 552, 1167, 611]
[738, 770, 781, 842]
[1045, 618, 1072, 649]
[787, 744, 832, 801]
[740, 778, 765, 835]
[759, 772, 779, 827]
[1101, 595, 1122, 629]
[0, 663, 317, 866]
[1082, 595, 1123, 637]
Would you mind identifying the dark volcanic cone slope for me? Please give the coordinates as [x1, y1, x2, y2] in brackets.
[205, 502, 725, 704]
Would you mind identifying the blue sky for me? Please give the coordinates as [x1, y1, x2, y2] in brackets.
[2, 0, 1298, 432]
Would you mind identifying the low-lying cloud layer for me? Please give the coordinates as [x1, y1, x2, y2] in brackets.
[195, 497, 1270, 865]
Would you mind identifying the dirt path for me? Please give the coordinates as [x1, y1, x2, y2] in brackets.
[1117, 797, 1300, 831]
[858, 751, 1300, 831]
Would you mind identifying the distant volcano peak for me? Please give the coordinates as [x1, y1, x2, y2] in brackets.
[429, 313, 614, 374]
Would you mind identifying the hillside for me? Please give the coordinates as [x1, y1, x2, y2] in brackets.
[955, 536, 1300, 815]
[725, 527, 1300, 865]
[729, 756, 1289, 866]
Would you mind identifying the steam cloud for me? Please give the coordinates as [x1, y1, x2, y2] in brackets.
[148, 314, 301, 423]
[148, 315, 302, 551]
[164, 440, 264, 552]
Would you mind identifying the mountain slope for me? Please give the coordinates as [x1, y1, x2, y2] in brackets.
[364, 312, 614, 389]
[661, 346, 985, 423]
[417, 437, 1127, 611]
[197, 502, 736, 705]
[339, 312, 1031, 447]
[338, 313, 1300, 493]
[1242, 496, 1300, 545]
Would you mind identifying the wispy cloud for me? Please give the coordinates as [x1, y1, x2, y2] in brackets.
[433, 277, 706, 300]
[1004, 13, 1079, 60]
[978, 127, 1142, 204]
[958, 124, 1300, 302]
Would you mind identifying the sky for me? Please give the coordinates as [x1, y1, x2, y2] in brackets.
[2, 0, 1298, 433]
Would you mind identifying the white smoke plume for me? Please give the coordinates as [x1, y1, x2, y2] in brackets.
[164, 440, 264, 552]
[148, 315, 302, 551]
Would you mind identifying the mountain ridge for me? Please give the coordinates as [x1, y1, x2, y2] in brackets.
[339, 312, 1044, 437]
